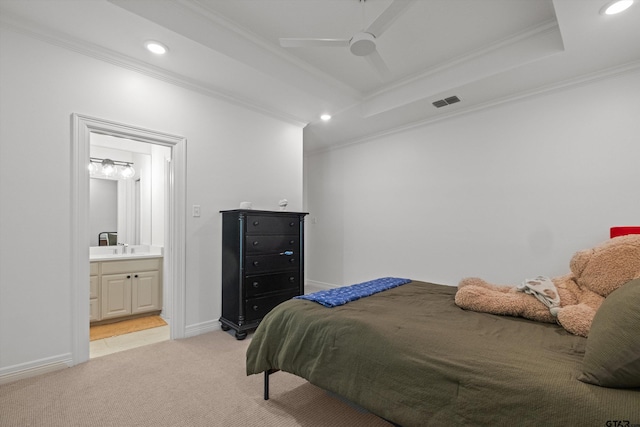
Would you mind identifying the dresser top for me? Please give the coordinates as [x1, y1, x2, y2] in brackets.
[220, 209, 308, 215]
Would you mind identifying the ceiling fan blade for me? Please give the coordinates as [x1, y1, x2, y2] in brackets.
[279, 38, 350, 48]
[365, 0, 415, 38]
[365, 50, 392, 81]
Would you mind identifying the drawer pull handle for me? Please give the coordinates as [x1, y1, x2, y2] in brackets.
[289, 258, 295, 263]
[289, 222, 295, 227]
[252, 241, 259, 246]
[134, 275, 138, 278]
[127, 275, 131, 279]
[253, 282, 259, 288]
[289, 240, 295, 245]
[252, 305, 259, 311]
[280, 251, 294, 256]
[253, 261, 260, 267]
[253, 221, 260, 226]
[289, 277, 295, 283]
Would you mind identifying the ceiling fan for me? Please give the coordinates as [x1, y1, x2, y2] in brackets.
[279, 0, 415, 81]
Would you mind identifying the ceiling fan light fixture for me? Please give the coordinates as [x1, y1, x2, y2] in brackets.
[600, 0, 634, 14]
[349, 32, 376, 56]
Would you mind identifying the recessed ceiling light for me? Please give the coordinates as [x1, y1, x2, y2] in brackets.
[144, 40, 168, 55]
[600, 0, 634, 15]
[320, 114, 332, 121]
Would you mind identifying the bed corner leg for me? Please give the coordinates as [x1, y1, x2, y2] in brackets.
[263, 369, 279, 400]
[264, 370, 270, 400]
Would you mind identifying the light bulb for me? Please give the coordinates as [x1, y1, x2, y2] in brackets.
[145, 41, 168, 55]
[120, 164, 135, 179]
[101, 159, 116, 177]
[88, 162, 98, 174]
[601, 0, 633, 14]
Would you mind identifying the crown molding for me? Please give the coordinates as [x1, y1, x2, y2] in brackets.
[305, 59, 640, 156]
[0, 14, 308, 128]
[180, 0, 362, 100]
[359, 19, 563, 118]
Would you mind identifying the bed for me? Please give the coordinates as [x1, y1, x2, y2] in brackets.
[246, 279, 640, 426]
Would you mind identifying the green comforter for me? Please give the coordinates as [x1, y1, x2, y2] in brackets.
[246, 281, 640, 426]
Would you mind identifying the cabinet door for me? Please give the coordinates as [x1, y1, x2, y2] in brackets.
[131, 271, 161, 314]
[101, 273, 132, 320]
[89, 275, 100, 322]
[89, 299, 100, 322]
[90, 275, 99, 299]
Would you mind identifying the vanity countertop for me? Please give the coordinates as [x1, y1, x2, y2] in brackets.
[89, 245, 163, 262]
[90, 253, 163, 262]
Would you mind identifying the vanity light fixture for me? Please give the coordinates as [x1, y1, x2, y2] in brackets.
[600, 0, 634, 14]
[120, 163, 136, 179]
[101, 158, 116, 177]
[144, 40, 168, 55]
[89, 157, 136, 180]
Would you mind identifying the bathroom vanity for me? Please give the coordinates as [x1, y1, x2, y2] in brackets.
[89, 247, 163, 323]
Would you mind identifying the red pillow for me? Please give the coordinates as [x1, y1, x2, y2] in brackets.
[610, 226, 640, 238]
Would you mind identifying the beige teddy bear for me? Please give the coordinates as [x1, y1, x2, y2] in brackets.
[455, 234, 640, 337]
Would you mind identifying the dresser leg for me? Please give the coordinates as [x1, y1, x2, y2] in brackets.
[235, 330, 248, 340]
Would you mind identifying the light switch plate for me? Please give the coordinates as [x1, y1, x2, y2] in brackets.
[192, 205, 201, 217]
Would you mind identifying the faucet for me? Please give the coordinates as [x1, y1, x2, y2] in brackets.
[117, 243, 129, 254]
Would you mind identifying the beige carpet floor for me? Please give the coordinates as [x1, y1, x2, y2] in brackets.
[0, 331, 392, 427]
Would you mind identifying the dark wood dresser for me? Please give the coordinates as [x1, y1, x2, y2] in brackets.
[220, 209, 308, 339]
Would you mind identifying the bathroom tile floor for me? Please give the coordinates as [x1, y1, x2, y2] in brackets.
[90, 325, 170, 359]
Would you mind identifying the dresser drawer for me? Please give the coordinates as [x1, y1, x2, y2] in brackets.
[245, 272, 299, 298]
[245, 215, 299, 235]
[245, 235, 298, 254]
[221, 209, 307, 340]
[246, 253, 298, 274]
[245, 290, 298, 322]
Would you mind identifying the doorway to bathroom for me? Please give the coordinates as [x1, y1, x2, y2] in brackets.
[88, 133, 171, 358]
[71, 114, 186, 365]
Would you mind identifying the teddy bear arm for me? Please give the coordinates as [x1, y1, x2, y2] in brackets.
[458, 277, 513, 293]
[555, 304, 596, 337]
[455, 284, 555, 323]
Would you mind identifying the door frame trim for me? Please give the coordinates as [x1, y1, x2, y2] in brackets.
[71, 113, 187, 364]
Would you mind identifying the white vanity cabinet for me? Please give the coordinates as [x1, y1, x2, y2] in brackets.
[90, 257, 162, 323]
[89, 262, 100, 322]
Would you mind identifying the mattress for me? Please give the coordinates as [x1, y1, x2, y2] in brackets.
[246, 281, 640, 426]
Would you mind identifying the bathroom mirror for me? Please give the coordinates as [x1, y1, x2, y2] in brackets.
[89, 133, 170, 248]
[89, 134, 154, 247]
[90, 177, 118, 246]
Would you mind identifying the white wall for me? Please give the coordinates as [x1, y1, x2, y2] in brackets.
[0, 27, 303, 376]
[304, 70, 640, 288]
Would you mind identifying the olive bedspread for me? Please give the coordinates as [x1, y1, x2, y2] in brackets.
[246, 281, 640, 426]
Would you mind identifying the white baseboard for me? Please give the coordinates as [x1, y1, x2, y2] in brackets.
[306, 280, 339, 290]
[184, 319, 220, 338]
[0, 353, 73, 385]
[183, 283, 340, 339]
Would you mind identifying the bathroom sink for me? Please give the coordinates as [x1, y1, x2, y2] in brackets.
[89, 245, 163, 261]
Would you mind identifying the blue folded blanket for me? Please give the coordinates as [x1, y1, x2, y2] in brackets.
[295, 277, 412, 308]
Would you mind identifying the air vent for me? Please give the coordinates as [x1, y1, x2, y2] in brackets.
[444, 96, 460, 105]
[432, 95, 461, 108]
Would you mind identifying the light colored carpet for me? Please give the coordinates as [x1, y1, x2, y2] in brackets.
[90, 315, 167, 341]
[0, 331, 392, 427]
